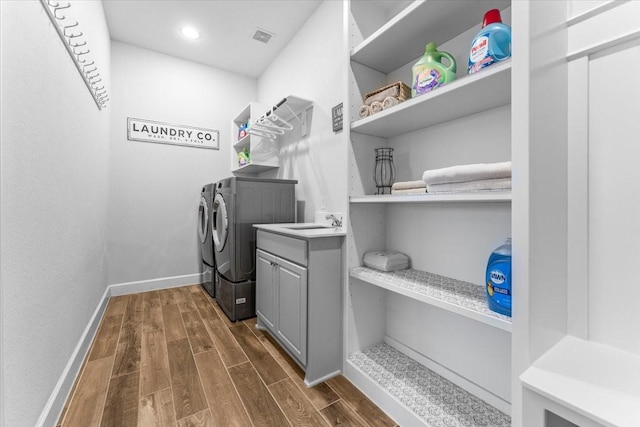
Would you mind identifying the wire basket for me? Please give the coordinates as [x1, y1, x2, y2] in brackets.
[363, 81, 411, 106]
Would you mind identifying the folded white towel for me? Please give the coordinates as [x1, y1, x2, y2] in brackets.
[371, 101, 384, 114]
[391, 180, 426, 190]
[363, 250, 410, 272]
[391, 188, 427, 195]
[427, 177, 512, 193]
[358, 104, 371, 119]
[382, 96, 399, 110]
[422, 161, 511, 185]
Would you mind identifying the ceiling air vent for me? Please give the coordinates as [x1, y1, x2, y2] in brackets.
[252, 28, 274, 44]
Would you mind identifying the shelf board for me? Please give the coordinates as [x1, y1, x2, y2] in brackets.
[259, 95, 313, 123]
[351, 59, 511, 138]
[350, 266, 512, 332]
[233, 103, 252, 125]
[350, 192, 511, 204]
[231, 163, 278, 175]
[521, 336, 640, 427]
[233, 135, 251, 150]
[351, 0, 510, 74]
[347, 343, 510, 426]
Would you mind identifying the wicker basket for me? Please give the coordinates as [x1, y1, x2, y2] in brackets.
[363, 81, 411, 105]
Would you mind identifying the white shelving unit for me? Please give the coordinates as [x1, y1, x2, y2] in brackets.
[350, 267, 512, 331]
[347, 343, 511, 427]
[351, 0, 510, 73]
[231, 102, 278, 174]
[233, 134, 251, 151]
[510, 2, 640, 426]
[346, 2, 640, 425]
[346, 1, 513, 425]
[350, 192, 511, 204]
[351, 59, 511, 138]
[231, 163, 279, 175]
[231, 96, 312, 175]
[520, 336, 640, 427]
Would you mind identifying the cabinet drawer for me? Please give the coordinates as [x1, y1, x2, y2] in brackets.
[257, 230, 308, 266]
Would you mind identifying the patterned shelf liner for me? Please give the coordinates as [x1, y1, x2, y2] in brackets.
[349, 267, 511, 327]
[349, 343, 511, 427]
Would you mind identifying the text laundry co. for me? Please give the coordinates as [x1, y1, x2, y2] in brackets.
[127, 117, 219, 150]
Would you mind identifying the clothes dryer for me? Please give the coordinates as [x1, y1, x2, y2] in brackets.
[212, 177, 296, 320]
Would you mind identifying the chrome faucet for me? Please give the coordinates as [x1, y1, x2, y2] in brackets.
[325, 214, 342, 228]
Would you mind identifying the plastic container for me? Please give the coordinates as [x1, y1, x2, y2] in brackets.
[468, 9, 512, 74]
[486, 238, 512, 317]
[238, 148, 250, 167]
[411, 42, 457, 97]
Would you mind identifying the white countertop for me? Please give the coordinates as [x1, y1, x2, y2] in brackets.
[254, 223, 346, 239]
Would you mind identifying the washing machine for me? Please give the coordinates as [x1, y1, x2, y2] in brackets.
[212, 176, 296, 320]
[199, 183, 216, 297]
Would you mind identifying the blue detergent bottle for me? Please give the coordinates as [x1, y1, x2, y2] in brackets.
[468, 9, 512, 74]
[486, 238, 512, 317]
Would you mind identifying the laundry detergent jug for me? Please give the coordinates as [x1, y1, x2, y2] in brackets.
[468, 9, 512, 74]
[486, 238, 512, 317]
[411, 42, 457, 97]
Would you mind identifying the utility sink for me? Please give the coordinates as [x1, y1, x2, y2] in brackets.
[284, 224, 333, 230]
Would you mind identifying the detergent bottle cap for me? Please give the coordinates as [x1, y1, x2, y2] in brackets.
[425, 42, 437, 53]
[482, 9, 502, 27]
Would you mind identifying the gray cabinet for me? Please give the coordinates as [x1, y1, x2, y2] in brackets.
[256, 249, 277, 330]
[275, 256, 307, 364]
[255, 228, 343, 387]
[256, 248, 307, 364]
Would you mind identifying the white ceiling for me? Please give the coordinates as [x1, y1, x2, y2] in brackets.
[102, 0, 323, 79]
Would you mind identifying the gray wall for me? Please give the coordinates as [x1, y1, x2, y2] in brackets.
[0, 1, 111, 425]
[107, 42, 257, 286]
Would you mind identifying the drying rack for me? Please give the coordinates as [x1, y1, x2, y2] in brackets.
[247, 96, 313, 140]
[40, 0, 109, 110]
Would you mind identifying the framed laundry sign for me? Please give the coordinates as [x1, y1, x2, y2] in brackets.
[127, 118, 219, 150]
[332, 103, 343, 132]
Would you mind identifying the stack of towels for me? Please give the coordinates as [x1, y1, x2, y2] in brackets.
[363, 250, 410, 272]
[359, 96, 402, 119]
[390, 180, 426, 195]
[422, 161, 511, 194]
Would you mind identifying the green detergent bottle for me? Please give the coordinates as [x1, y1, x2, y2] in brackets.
[411, 42, 457, 97]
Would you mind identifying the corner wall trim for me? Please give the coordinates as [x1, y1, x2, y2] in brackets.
[36, 286, 111, 427]
[109, 272, 208, 296]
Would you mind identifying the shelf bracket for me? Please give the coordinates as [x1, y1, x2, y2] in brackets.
[282, 104, 311, 137]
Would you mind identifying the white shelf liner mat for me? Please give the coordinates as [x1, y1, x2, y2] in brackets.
[349, 343, 510, 426]
[351, 267, 511, 323]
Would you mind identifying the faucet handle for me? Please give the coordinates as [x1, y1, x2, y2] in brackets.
[325, 214, 343, 228]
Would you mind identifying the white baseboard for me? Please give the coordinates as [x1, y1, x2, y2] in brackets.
[36, 286, 111, 427]
[37, 271, 210, 426]
[304, 370, 341, 388]
[109, 272, 208, 296]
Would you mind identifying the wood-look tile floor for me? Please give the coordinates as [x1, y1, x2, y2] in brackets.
[58, 285, 397, 427]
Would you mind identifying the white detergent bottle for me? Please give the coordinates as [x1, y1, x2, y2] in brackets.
[468, 9, 512, 74]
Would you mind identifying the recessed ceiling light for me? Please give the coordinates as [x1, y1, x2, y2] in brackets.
[180, 26, 200, 40]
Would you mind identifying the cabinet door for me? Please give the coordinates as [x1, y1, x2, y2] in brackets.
[256, 249, 277, 331]
[276, 257, 308, 365]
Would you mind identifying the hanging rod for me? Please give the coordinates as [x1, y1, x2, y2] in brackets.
[253, 96, 313, 138]
[39, 0, 107, 110]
